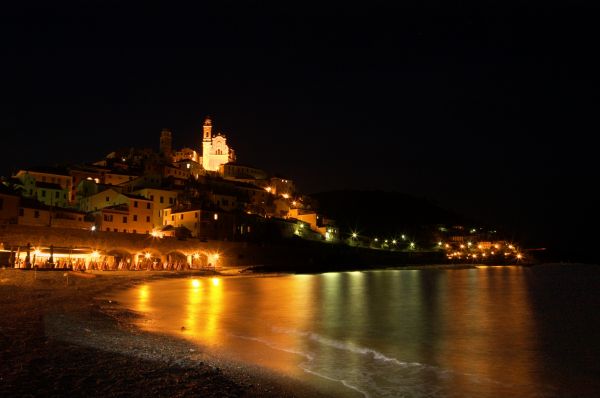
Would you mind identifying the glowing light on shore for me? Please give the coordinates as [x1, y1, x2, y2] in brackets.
[282, 193, 290, 199]
[144, 252, 151, 259]
[351, 232, 358, 238]
[91, 251, 100, 258]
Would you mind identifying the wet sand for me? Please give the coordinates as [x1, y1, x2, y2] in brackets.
[0, 268, 329, 398]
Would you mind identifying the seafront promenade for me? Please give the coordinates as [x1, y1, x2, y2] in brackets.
[0, 224, 447, 273]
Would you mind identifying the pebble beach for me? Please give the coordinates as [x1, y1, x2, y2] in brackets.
[0, 269, 327, 398]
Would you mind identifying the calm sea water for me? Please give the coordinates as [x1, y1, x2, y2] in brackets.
[114, 265, 600, 398]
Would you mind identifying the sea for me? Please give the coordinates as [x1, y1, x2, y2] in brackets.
[114, 264, 600, 398]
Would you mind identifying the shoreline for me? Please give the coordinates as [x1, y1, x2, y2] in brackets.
[0, 262, 570, 397]
[0, 268, 330, 398]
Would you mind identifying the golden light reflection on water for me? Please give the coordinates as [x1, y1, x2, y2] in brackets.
[439, 266, 538, 397]
[137, 284, 150, 313]
[183, 277, 223, 343]
[118, 269, 560, 397]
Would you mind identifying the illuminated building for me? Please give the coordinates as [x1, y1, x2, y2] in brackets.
[201, 116, 236, 172]
[132, 188, 180, 227]
[220, 163, 268, 180]
[269, 176, 295, 196]
[163, 207, 234, 240]
[14, 169, 73, 204]
[94, 195, 153, 234]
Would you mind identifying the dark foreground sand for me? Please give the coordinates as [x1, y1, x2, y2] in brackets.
[0, 269, 330, 398]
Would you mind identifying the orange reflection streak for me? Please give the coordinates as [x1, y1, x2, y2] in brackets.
[137, 284, 151, 313]
[185, 279, 202, 335]
[203, 277, 222, 342]
[439, 266, 538, 397]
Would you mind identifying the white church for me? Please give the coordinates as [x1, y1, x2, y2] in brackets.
[170, 116, 236, 173]
[201, 116, 235, 171]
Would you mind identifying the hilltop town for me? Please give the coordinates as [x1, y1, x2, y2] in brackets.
[0, 117, 525, 269]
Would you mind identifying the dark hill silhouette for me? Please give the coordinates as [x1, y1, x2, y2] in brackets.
[309, 190, 472, 239]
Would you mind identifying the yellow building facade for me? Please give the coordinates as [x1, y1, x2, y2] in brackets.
[133, 188, 179, 228]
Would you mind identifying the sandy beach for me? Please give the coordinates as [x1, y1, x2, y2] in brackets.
[0, 268, 329, 398]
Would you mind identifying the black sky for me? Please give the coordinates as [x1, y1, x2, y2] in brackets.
[2, 2, 599, 259]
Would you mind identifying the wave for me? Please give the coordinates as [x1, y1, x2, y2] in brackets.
[230, 333, 314, 361]
[272, 326, 426, 369]
[301, 366, 370, 398]
[231, 328, 541, 398]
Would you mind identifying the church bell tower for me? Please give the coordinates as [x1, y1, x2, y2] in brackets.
[202, 116, 212, 170]
[203, 116, 212, 141]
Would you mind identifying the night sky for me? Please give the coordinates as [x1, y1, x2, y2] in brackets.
[2, 3, 599, 259]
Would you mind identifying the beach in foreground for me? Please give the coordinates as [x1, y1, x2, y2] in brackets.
[0, 268, 328, 398]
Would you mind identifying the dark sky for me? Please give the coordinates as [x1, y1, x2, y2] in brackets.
[2, 2, 599, 258]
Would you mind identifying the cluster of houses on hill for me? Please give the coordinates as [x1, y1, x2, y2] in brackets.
[0, 117, 339, 243]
